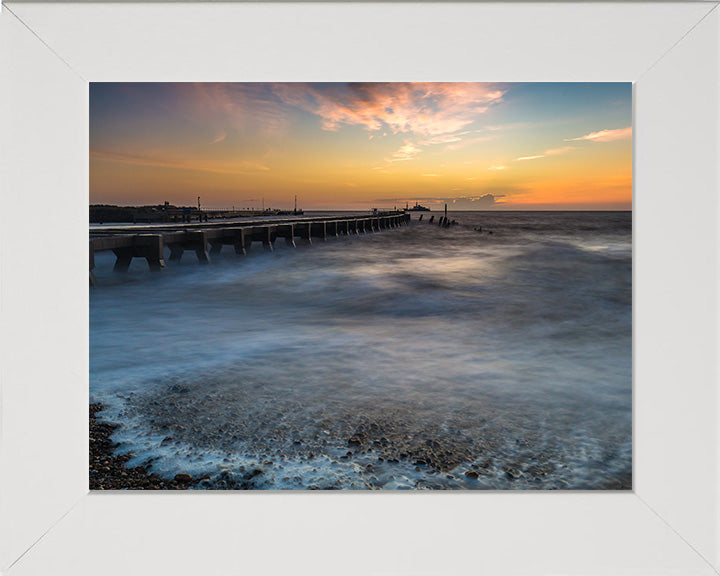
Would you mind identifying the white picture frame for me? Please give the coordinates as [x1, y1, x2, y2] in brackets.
[1, 2, 718, 575]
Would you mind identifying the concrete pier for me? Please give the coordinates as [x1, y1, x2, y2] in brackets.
[90, 211, 410, 285]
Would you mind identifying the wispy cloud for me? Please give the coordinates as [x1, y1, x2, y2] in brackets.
[488, 165, 506, 171]
[270, 83, 507, 165]
[544, 146, 575, 156]
[388, 141, 421, 162]
[482, 121, 534, 132]
[210, 130, 226, 145]
[273, 82, 506, 137]
[420, 134, 462, 145]
[515, 146, 575, 162]
[565, 126, 632, 142]
[443, 134, 493, 152]
[183, 83, 290, 140]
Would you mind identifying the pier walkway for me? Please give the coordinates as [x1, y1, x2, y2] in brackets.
[90, 211, 410, 285]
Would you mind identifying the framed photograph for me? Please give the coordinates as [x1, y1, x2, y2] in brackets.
[1, 2, 718, 575]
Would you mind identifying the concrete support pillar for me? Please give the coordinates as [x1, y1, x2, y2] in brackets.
[210, 241, 223, 255]
[135, 234, 165, 271]
[254, 226, 275, 251]
[112, 247, 133, 272]
[89, 243, 97, 286]
[311, 221, 327, 242]
[187, 230, 211, 264]
[327, 221, 339, 237]
[169, 245, 184, 261]
[277, 224, 296, 247]
[233, 229, 248, 255]
[294, 222, 312, 245]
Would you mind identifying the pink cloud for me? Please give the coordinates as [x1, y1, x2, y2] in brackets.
[272, 82, 505, 137]
[565, 126, 632, 142]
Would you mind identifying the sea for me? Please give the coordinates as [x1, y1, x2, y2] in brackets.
[90, 211, 632, 490]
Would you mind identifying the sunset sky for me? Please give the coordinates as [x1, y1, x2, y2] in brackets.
[90, 82, 632, 211]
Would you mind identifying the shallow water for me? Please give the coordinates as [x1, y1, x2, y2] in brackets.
[90, 211, 632, 490]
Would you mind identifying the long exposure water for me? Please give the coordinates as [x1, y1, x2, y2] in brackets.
[90, 211, 632, 490]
